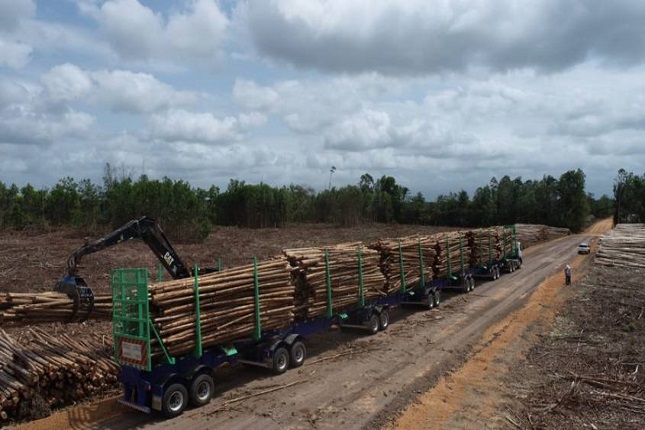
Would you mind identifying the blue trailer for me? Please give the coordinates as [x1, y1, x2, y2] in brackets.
[111, 244, 441, 418]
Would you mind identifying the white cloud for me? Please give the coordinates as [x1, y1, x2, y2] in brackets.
[147, 109, 267, 144]
[243, 0, 645, 75]
[0, 79, 30, 108]
[324, 110, 395, 150]
[233, 79, 280, 111]
[41, 64, 197, 113]
[3, 0, 645, 200]
[98, 0, 164, 60]
[0, 38, 32, 68]
[85, 0, 229, 66]
[42, 63, 93, 102]
[0, 0, 35, 30]
[166, 0, 229, 57]
[0, 104, 94, 145]
[91, 69, 197, 113]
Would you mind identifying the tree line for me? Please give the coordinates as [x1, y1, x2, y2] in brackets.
[613, 168, 645, 224]
[0, 165, 615, 242]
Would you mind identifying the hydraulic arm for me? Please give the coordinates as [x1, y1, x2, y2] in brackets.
[65, 216, 195, 279]
[56, 216, 216, 321]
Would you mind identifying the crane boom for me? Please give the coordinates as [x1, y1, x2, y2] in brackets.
[55, 216, 216, 322]
[65, 216, 194, 279]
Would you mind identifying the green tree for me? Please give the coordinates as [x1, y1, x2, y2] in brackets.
[471, 185, 496, 226]
[557, 169, 590, 232]
[45, 177, 81, 226]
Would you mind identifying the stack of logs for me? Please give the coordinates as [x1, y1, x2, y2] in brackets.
[515, 223, 570, 248]
[595, 223, 645, 269]
[468, 228, 502, 266]
[434, 231, 473, 278]
[1, 292, 112, 325]
[284, 244, 385, 319]
[0, 328, 119, 423]
[147, 258, 294, 358]
[368, 235, 436, 294]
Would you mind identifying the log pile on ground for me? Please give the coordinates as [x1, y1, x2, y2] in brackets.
[148, 258, 294, 358]
[595, 223, 645, 269]
[284, 244, 385, 319]
[0, 292, 112, 325]
[0, 328, 119, 423]
[515, 224, 570, 248]
[368, 236, 436, 294]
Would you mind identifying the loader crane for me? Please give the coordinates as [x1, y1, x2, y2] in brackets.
[55, 216, 216, 321]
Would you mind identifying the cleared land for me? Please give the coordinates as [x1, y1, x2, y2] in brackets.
[4, 220, 635, 430]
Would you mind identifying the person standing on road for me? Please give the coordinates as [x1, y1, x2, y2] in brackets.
[564, 264, 572, 285]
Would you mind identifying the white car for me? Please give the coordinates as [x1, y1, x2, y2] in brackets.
[577, 242, 591, 254]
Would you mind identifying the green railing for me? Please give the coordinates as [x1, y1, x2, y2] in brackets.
[111, 268, 175, 371]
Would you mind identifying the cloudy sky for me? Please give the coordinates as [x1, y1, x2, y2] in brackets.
[1, 0, 644, 200]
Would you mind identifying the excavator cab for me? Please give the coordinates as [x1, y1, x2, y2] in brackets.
[54, 275, 95, 322]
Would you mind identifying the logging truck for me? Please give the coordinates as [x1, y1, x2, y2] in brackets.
[112, 269, 400, 417]
[111, 263, 439, 417]
[111, 226, 522, 418]
[472, 225, 523, 281]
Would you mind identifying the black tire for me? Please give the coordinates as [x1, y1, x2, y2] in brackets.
[289, 341, 306, 368]
[272, 347, 290, 374]
[462, 279, 470, 294]
[378, 310, 389, 330]
[189, 373, 214, 407]
[366, 314, 380, 335]
[427, 293, 435, 309]
[496, 266, 501, 279]
[469, 278, 476, 291]
[162, 382, 188, 418]
[433, 290, 441, 307]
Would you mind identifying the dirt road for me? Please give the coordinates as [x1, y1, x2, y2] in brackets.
[386, 219, 612, 429]
[15, 225, 605, 430]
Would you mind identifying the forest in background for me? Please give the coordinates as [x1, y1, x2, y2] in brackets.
[0, 164, 623, 242]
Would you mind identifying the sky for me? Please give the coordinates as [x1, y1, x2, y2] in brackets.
[1, 0, 644, 200]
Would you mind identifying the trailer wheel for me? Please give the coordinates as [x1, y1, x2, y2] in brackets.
[272, 347, 290, 374]
[462, 279, 471, 294]
[496, 266, 501, 279]
[289, 341, 306, 368]
[469, 278, 476, 291]
[189, 373, 214, 407]
[366, 314, 380, 335]
[162, 383, 188, 418]
[426, 293, 435, 309]
[433, 290, 441, 307]
[378, 310, 389, 330]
